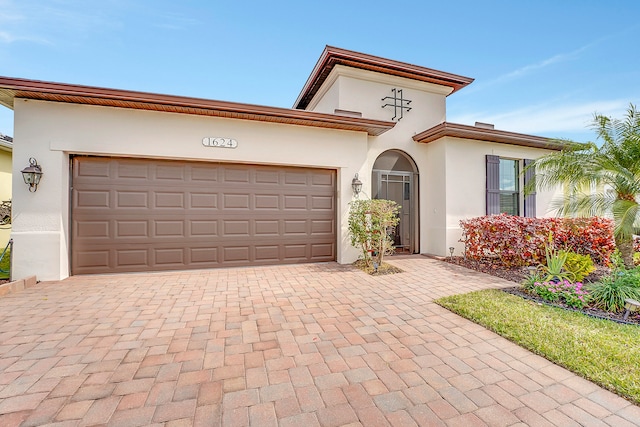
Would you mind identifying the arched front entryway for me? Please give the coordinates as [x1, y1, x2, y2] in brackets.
[372, 150, 419, 254]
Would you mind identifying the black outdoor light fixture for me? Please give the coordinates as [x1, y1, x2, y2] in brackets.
[21, 157, 43, 192]
[351, 173, 362, 197]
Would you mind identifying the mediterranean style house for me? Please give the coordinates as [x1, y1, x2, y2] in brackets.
[0, 46, 563, 281]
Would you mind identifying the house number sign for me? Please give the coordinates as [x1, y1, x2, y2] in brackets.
[202, 137, 238, 148]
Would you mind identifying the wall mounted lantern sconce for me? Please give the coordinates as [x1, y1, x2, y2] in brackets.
[351, 173, 362, 198]
[21, 157, 43, 192]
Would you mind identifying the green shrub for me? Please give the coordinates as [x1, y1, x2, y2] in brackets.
[587, 268, 640, 312]
[348, 199, 399, 269]
[521, 268, 545, 292]
[561, 251, 595, 282]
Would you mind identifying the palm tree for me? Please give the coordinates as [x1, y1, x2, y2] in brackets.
[528, 103, 640, 268]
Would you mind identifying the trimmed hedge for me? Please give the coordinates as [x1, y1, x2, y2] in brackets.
[460, 214, 615, 267]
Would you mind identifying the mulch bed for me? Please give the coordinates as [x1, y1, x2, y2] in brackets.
[444, 256, 640, 326]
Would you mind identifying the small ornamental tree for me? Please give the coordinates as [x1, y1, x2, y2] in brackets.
[348, 199, 400, 268]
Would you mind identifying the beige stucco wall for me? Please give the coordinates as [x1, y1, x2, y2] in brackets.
[11, 98, 369, 280]
[442, 137, 562, 256]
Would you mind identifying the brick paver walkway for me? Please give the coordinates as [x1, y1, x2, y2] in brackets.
[0, 256, 638, 426]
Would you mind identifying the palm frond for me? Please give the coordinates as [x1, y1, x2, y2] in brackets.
[612, 199, 639, 239]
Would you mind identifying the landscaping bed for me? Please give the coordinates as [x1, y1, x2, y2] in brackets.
[444, 256, 640, 326]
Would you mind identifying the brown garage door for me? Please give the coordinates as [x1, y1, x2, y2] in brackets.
[71, 156, 336, 274]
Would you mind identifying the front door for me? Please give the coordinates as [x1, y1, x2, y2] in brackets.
[372, 171, 413, 253]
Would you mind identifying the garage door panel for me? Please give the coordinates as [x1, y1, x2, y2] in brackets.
[191, 164, 219, 180]
[255, 220, 279, 235]
[223, 246, 250, 262]
[223, 220, 250, 236]
[311, 243, 334, 258]
[255, 194, 279, 209]
[76, 191, 110, 208]
[311, 219, 334, 234]
[223, 194, 250, 209]
[116, 221, 148, 238]
[223, 168, 250, 183]
[75, 250, 110, 271]
[154, 221, 184, 237]
[154, 248, 185, 265]
[76, 221, 110, 239]
[117, 249, 148, 266]
[254, 245, 279, 260]
[311, 195, 334, 210]
[284, 220, 307, 234]
[72, 157, 335, 274]
[117, 191, 148, 208]
[284, 195, 308, 209]
[255, 170, 279, 184]
[117, 162, 149, 179]
[76, 160, 110, 178]
[190, 193, 217, 209]
[190, 247, 218, 264]
[312, 172, 334, 186]
[156, 164, 185, 180]
[154, 192, 184, 208]
[190, 220, 218, 237]
[284, 171, 308, 185]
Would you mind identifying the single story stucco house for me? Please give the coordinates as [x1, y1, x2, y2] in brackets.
[0, 46, 563, 281]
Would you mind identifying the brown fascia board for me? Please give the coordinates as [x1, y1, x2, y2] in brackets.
[294, 46, 475, 110]
[0, 76, 395, 137]
[413, 122, 566, 151]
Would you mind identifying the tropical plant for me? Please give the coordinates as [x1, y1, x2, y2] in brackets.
[522, 268, 545, 292]
[348, 199, 400, 269]
[561, 251, 596, 282]
[540, 233, 575, 282]
[587, 268, 640, 312]
[526, 104, 640, 269]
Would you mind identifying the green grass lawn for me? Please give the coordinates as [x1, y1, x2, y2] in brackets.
[436, 289, 640, 404]
[0, 247, 9, 279]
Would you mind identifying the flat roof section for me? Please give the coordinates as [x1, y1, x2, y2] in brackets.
[294, 46, 475, 110]
[413, 122, 566, 151]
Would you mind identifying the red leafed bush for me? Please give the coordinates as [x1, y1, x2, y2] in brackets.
[460, 214, 615, 267]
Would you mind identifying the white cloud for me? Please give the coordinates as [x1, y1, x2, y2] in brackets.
[450, 99, 631, 138]
[0, 0, 125, 46]
[462, 43, 594, 95]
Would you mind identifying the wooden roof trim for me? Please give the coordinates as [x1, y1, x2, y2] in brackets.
[413, 122, 565, 151]
[0, 76, 396, 136]
[294, 46, 474, 110]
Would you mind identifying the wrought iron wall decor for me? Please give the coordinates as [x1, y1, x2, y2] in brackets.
[381, 88, 412, 121]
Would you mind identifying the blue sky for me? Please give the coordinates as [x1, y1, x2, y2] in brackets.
[1, 0, 638, 143]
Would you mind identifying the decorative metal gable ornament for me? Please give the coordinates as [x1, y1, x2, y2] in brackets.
[381, 88, 412, 121]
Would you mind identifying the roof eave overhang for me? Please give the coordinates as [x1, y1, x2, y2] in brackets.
[413, 122, 565, 151]
[0, 76, 395, 137]
[294, 45, 474, 110]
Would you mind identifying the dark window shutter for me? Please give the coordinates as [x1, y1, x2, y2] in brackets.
[523, 159, 536, 217]
[486, 155, 500, 215]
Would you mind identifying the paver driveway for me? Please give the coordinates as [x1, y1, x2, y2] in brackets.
[0, 256, 638, 426]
